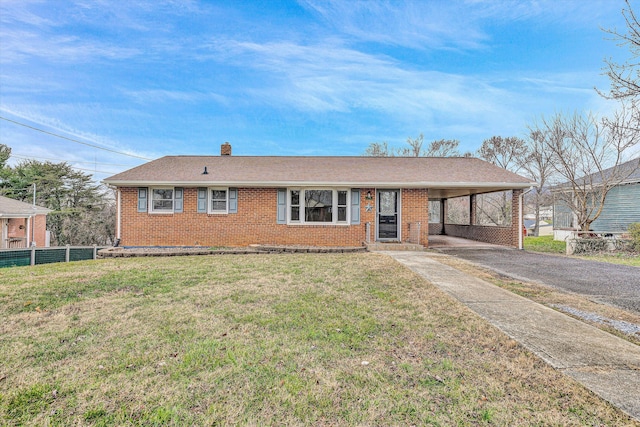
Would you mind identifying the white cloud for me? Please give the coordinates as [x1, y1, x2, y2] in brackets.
[0, 105, 154, 161]
[203, 38, 516, 120]
[297, 0, 621, 51]
[0, 29, 141, 63]
[121, 89, 228, 105]
[297, 0, 489, 50]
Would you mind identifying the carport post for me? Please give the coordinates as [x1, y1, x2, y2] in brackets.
[518, 187, 533, 250]
[518, 189, 526, 250]
[441, 199, 447, 235]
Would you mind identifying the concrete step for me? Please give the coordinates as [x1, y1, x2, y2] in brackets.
[365, 242, 425, 251]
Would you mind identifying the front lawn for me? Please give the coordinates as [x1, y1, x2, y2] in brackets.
[0, 254, 633, 425]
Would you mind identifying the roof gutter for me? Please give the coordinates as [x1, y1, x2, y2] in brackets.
[102, 180, 536, 189]
[0, 211, 50, 218]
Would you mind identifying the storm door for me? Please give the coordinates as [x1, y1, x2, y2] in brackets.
[377, 190, 400, 241]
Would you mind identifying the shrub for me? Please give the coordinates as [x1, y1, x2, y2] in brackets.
[628, 223, 640, 251]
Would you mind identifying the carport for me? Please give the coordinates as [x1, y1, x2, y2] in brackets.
[426, 183, 533, 249]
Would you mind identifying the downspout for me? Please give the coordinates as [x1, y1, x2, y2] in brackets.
[25, 215, 31, 248]
[519, 187, 534, 250]
[116, 188, 122, 242]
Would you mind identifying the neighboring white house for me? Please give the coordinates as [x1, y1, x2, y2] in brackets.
[0, 196, 51, 248]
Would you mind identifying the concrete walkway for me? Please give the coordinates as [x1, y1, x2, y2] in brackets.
[382, 251, 640, 421]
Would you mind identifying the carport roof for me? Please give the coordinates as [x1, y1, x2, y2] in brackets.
[104, 156, 535, 198]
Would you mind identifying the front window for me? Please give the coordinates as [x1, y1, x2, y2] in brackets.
[151, 188, 173, 213]
[337, 190, 348, 222]
[291, 190, 300, 221]
[305, 190, 333, 222]
[289, 189, 349, 224]
[210, 189, 228, 213]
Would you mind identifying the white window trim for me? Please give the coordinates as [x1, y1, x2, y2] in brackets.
[149, 187, 174, 214]
[287, 188, 350, 225]
[208, 187, 229, 214]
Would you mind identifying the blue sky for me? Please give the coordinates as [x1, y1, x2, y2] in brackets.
[0, 0, 634, 181]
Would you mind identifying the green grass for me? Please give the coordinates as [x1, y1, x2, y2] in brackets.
[581, 252, 640, 267]
[524, 235, 640, 266]
[524, 235, 566, 254]
[0, 254, 634, 426]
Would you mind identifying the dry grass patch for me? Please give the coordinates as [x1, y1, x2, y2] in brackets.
[0, 253, 636, 426]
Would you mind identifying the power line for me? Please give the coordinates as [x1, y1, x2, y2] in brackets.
[0, 116, 152, 160]
[68, 166, 119, 175]
[5, 155, 120, 175]
[11, 153, 136, 167]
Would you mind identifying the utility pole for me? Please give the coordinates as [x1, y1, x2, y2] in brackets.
[31, 183, 36, 247]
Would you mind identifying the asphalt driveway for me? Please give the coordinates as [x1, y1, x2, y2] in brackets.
[435, 248, 640, 315]
[386, 251, 640, 420]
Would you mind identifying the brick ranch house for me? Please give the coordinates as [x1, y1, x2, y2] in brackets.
[104, 143, 534, 249]
[0, 195, 51, 248]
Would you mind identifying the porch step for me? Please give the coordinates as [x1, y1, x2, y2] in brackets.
[365, 242, 425, 252]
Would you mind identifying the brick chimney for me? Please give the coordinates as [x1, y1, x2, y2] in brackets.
[221, 142, 232, 156]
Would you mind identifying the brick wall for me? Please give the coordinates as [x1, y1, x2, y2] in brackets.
[428, 223, 443, 235]
[401, 188, 429, 246]
[6, 215, 47, 247]
[444, 224, 515, 246]
[33, 215, 48, 247]
[118, 186, 522, 248]
[119, 187, 381, 247]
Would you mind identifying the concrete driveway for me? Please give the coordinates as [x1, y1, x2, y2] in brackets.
[435, 247, 640, 315]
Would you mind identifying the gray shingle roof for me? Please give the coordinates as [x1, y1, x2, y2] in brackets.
[0, 196, 52, 217]
[104, 156, 534, 192]
[555, 157, 640, 188]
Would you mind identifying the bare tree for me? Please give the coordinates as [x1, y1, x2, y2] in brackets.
[475, 136, 528, 227]
[363, 142, 392, 157]
[541, 106, 640, 231]
[475, 191, 513, 226]
[364, 135, 464, 157]
[445, 196, 470, 225]
[477, 136, 527, 173]
[425, 139, 462, 157]
[600, 0, 640, 100]
[397, 134, 424, 157]
[520, 128, 555, 236]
